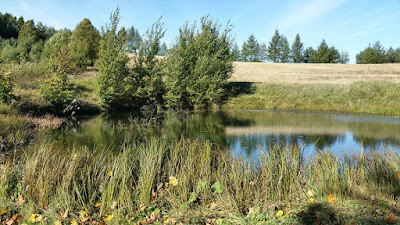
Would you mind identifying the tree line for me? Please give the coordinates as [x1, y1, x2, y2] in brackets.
[1, 10, 400, 111]
[0, 10, 233, 111]
[236, 30, 349, 64]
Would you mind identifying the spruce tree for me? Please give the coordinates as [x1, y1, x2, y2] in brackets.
[280, 35, 290, 63]
[291, 34, 304, 63]
[241, 34, 260, 62]
[231, 43, 241, 61]
[267, 29, 281, 63]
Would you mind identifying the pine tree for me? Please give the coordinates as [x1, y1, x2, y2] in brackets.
[291, 34, 304, 63]
[69, 18, 100, 69]
[267, 29, 281, 63]
[96, 8, 130, 110]
[241, 34, 260, 62]
[280, 35, 290, 63]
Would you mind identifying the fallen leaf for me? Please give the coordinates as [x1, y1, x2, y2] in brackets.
[275, 210, 284, 218]
[0, 206, 9, 216]
[61, 209, 69, 218]
[306, 190, 315, 197]
[18, 195, 24, 204]
[108, 170, 113, 177]
[29, 214, 38, 223]
[169, 176, 179, 187]
[327, 194, 335, 204]
[79, 210, 89, 222]
[103, 215, 114, 222]
[54, 220, 62, 225]
[71, 219, 78, 225]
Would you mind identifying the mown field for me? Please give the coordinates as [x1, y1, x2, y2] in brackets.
[226, 62, 400, 115]
[230, 62, 400, 84]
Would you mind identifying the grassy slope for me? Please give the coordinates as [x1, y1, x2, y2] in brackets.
[225, 62, 400, 115]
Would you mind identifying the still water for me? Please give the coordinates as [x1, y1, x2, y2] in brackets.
[42, 110, 400, 160]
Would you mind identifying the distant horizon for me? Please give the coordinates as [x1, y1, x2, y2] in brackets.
[1, 0, 400, 63]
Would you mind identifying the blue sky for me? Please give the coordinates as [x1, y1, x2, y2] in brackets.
[1, 0, 400, 63]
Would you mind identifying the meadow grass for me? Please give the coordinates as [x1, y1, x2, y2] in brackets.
[224, 81, 400, 115]
[0, 138, 399, 224]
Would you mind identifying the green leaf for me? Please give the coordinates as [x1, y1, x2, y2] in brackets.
[188, 192, 197, 204]
[211, 181, 223, 195]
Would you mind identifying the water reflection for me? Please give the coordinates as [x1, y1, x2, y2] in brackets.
[43, 110, 400, 159]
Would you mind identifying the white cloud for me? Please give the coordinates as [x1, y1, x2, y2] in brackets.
[277, 0, 348, 31]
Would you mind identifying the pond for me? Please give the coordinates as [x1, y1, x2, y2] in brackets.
[41, 110, 400, 160]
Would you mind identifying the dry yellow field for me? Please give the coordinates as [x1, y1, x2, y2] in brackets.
[230, 62, 400, 84]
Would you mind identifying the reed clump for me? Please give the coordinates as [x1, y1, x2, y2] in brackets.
[0, 139, 399, 224]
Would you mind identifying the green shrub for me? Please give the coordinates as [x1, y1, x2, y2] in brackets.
[40, 73, 75, 108]
[0, 71, 13, 103]
[96, 8, 130, 110]
[131, 18, 165, 107]
[164, 16, 234, 109]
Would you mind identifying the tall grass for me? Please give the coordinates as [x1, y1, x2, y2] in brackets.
[0, 138, 399, 224]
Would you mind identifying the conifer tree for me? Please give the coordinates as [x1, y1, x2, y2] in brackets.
[291, 34, 304, 63]
[280, 35, 290, 63]
[267, 29, 281, 63]
[241, 34, 260, 62]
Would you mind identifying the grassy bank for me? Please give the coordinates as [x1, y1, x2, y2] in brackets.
[224, 81, 400, 115]
[0, 103, 63, 151]
[0, 138, 399, 224]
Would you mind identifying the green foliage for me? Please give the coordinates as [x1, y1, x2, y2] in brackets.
[40, 73, 75, 108]
[43, 29, 74, 74]
[0, 38, 19, 63]
[165, 16, 234, 109]
[241, 34, 261, 62]
[131, 18, 166, 107]
[69, 18, 100, 69]
[0, 12, 22, 39]
[291, 34, 304, 63]
[280, 35, 290, 63]
[231, 43, 241, 61]
[96, 8, 130, 110]
[17, 20, 38, 61]
[308, 40, 340, 63]
[356, 41, 386, 64]
[0, 71, 13, 103]
[267, 29, 282, 62]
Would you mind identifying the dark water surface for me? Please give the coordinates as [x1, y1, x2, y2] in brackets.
[41, 110, 400, 160]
